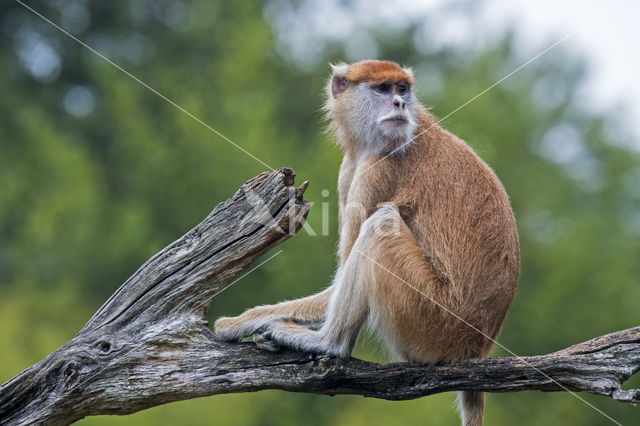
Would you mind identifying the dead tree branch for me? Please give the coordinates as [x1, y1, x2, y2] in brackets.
[1, 168, 638, 425]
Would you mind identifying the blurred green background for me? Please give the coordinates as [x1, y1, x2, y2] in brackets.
[1, 1, 639, 425]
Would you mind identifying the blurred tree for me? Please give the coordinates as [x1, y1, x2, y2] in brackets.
[0, 1, 638, 425]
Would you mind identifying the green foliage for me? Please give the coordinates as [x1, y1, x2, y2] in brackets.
[1, 1, 638, 425]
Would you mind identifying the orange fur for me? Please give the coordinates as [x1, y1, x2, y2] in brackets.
[338, 115, 519, 362]
[344, 60, 414, 85]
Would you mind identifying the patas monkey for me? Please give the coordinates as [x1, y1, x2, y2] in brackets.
[215, 60, 519, 426]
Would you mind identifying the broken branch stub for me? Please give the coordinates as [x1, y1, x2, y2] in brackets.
[0, 168, 310, 425]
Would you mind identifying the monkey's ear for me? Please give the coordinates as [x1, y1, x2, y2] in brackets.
[330, 62, 350, 98]
[331, 75, 349, 98]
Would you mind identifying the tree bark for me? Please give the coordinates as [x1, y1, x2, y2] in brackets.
[0, 168, 638, 425]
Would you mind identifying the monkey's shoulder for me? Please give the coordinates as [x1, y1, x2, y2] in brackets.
[404, 132, 509, 203]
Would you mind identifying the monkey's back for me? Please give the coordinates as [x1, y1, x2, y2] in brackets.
[383, 123, 520, 362]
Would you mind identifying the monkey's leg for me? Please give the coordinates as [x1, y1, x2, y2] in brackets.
[254, 205, 407, 358]
[214, 287, 332, 342]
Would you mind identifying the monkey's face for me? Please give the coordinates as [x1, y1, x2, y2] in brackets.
[325, 61, 417, 154]
[350, 81, 418, 154]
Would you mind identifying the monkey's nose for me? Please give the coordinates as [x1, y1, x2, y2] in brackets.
[393, 95, 405, 109]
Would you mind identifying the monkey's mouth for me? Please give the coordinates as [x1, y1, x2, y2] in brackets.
[380, 115, 408, 124]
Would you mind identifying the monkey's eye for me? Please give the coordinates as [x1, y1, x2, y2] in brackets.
[375, 83, 392, 94]
[397, 84, 408, 95]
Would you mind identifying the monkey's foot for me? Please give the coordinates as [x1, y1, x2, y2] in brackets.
[253, 329, 281, 352]
[251, 320, 350, 358]
[214, 316, 251, 342]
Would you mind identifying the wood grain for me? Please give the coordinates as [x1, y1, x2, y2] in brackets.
[0, 168, 637, 425]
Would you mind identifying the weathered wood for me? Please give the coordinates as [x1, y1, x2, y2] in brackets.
[0, 168, 310, 425]
[0, 168, 638, 425]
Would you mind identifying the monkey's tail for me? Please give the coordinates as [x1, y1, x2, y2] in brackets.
[457, 391, 484, 426]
